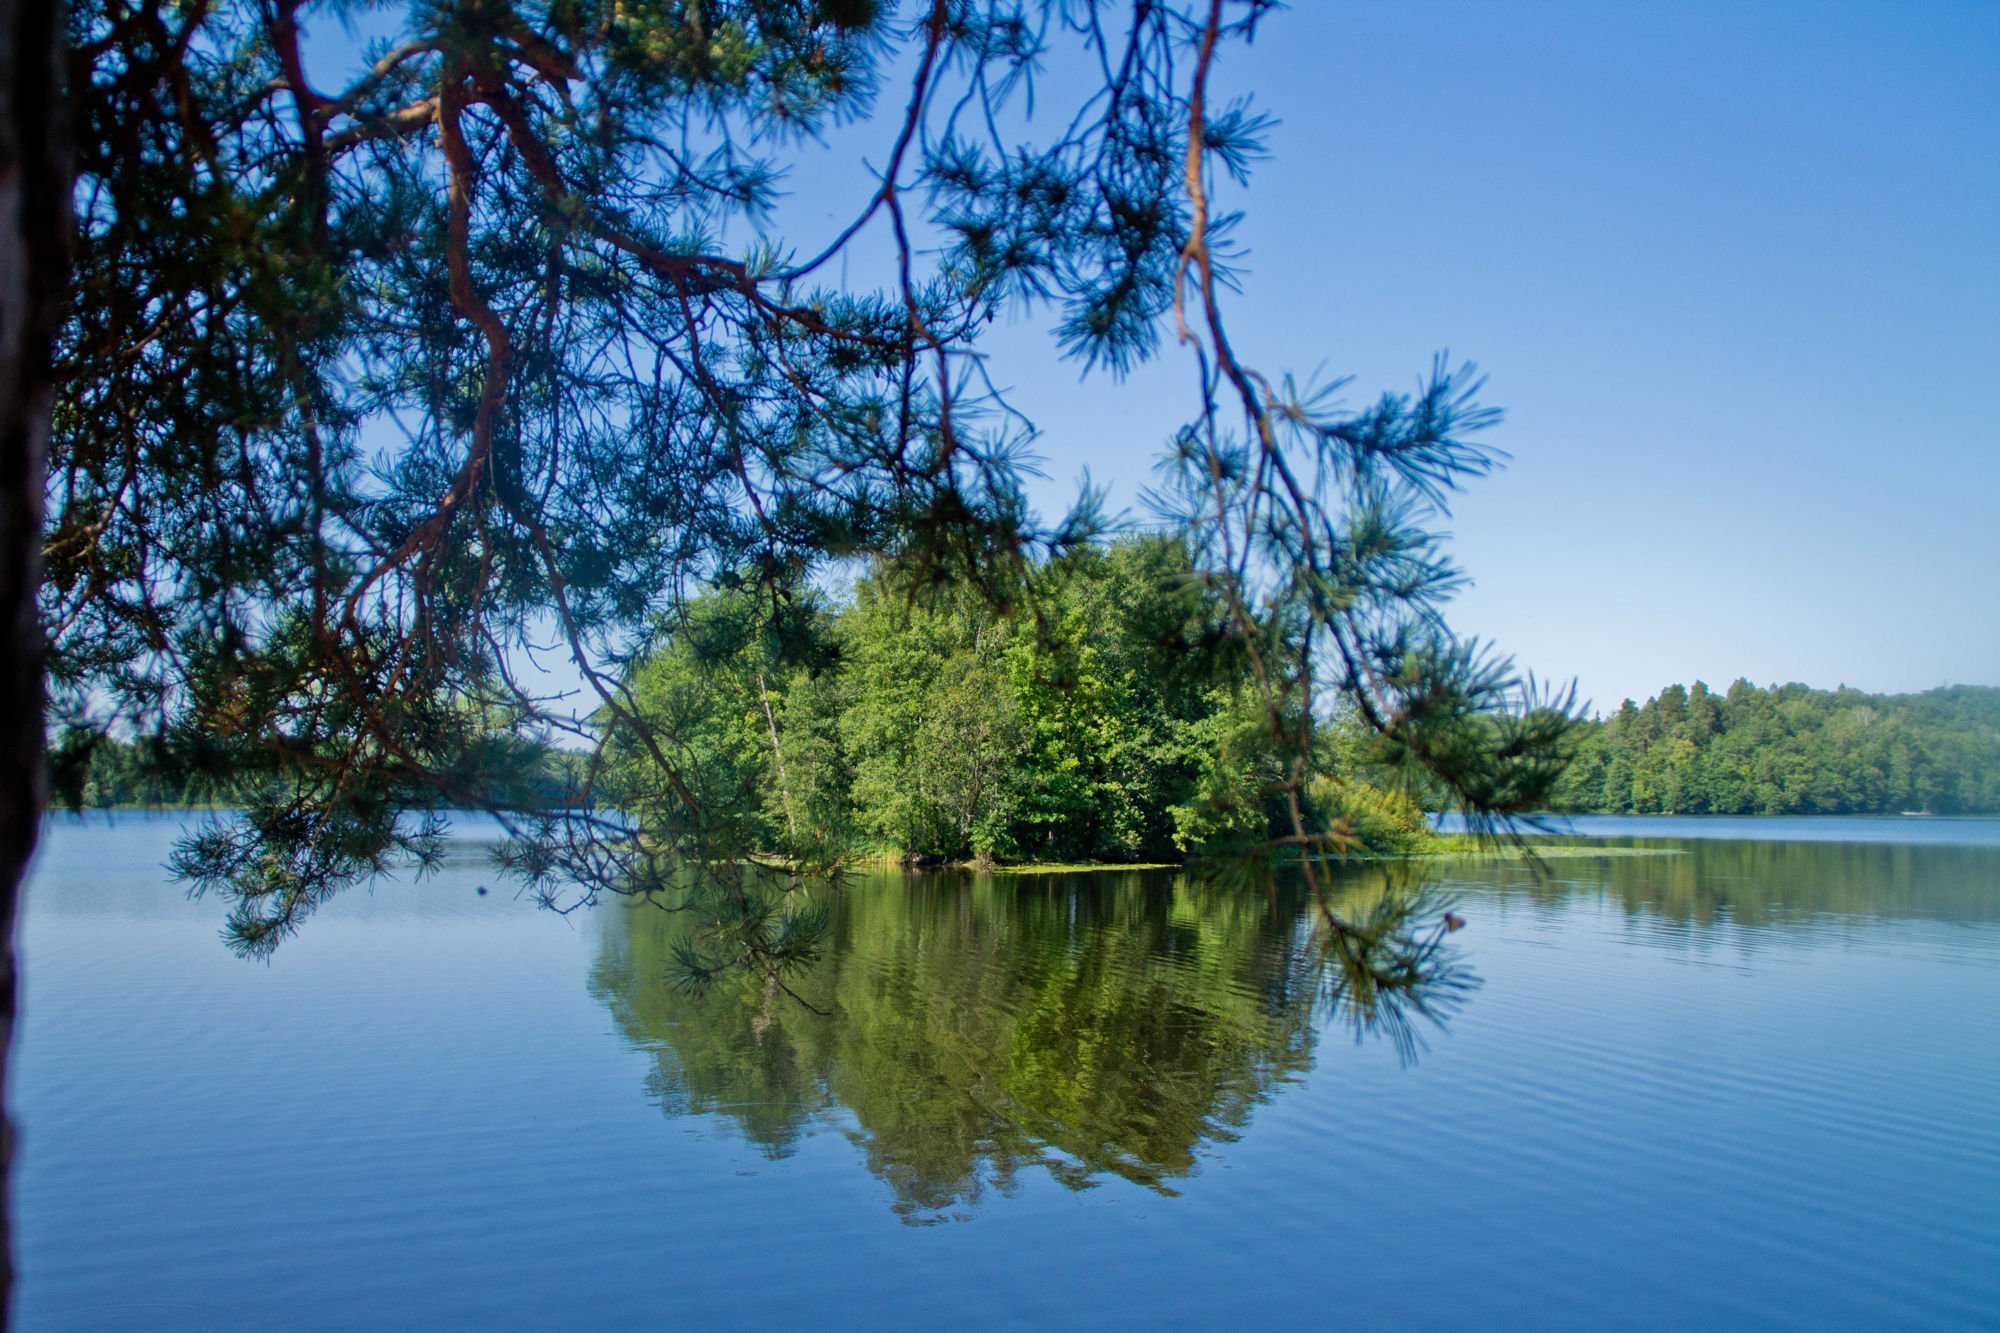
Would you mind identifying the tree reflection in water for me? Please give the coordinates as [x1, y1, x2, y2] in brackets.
[589, 866, 1472, 1221]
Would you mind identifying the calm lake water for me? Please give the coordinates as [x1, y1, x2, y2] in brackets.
[14, 814, 2000, 1329]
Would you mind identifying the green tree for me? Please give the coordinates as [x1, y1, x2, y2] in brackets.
[605, 587, 837, 865]
[839, 574, 1025, 860]
[834, 535, 1262, 864]
[616, 534, 1472, 869]
[44, 0, 1578, 983]
[1553, 680, 2000, 816]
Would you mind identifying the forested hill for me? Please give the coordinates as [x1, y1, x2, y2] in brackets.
[1554, 682, 2000, 815]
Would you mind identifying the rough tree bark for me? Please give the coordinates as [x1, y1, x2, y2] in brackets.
[0, 0, 69, 1318]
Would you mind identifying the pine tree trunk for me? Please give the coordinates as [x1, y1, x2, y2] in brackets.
[0, 0, 69, 1318]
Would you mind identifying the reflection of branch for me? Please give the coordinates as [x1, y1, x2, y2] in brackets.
[1310, 876, 1478, 1066]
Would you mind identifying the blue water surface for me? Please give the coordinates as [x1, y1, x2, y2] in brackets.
[13, 813, 2000, 1329]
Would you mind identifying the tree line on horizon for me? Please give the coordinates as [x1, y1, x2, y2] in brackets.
[1553, 680, 2000, 816]
[52, 588, 2000, 833]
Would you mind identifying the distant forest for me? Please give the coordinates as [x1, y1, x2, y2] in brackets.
[1553, 682, 2000, 816]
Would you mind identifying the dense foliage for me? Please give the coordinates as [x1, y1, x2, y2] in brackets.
[1555, 682, 2000, 816]
[605, 535, 1436, 864]
[48, 0, 1577, 983]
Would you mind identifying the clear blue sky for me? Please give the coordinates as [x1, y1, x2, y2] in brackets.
[923, 0, 1999, 713]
